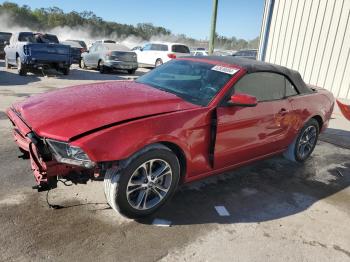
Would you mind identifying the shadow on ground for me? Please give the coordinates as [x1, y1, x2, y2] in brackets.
[320, 128, 350, 149]
[0, 62, 146, 86]
[137, 144, 350, 226]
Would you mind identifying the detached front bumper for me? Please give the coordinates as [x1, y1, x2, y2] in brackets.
[104, 60, 138, 70]
[7, 109, 87, 190]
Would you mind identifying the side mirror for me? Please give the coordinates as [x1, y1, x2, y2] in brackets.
[229, 93, 258, 107]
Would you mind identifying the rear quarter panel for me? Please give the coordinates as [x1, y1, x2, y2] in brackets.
[72, 107, 214, 178]
[288, 89, 334, 137]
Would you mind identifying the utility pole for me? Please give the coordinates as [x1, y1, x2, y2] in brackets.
[209, 0, 218, 55]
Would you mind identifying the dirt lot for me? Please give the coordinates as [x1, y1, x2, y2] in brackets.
[0, 61, 349, 262]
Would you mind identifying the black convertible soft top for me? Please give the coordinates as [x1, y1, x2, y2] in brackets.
[191, 56, 313, 94]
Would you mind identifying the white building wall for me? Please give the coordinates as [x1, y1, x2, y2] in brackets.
[259, 0, 350, 99]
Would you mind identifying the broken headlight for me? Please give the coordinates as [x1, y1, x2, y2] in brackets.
[46, 139, 95, 168]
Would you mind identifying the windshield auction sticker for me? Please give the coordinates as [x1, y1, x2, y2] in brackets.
[211, 65, 239, 75]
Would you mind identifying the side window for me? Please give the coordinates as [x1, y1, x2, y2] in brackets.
[150, 44, 168, 51]
[143, 44, 152, 51]
[285, 78, 298, 96]
[234, 72, 285, 102]
[90, 45, 97, 52]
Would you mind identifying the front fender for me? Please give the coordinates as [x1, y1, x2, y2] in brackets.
[72, 107, 213, 177]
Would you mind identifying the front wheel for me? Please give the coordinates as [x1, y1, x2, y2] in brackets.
[284, 118, 319, 162]
[104, 144, 180, 218]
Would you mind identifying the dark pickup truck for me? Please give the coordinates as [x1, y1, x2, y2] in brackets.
[4, 32, 72, 75]
[0, 32, 12, 59]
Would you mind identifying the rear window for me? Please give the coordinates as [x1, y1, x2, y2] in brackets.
[42, 34, 59, 44]
[104, 43, 130, 51]
[171, 45, 190, 53]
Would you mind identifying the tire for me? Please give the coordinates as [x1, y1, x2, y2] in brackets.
[104, 144, 180, 218]
[79, 59, 86, 69]
[283, 118, 319, 162]
[155, 59, 163, 67]
[98, 60, 106, 74]
[5, 56, 11, 69]
[127, 69, 136, 74]
[61, 67, 70, 75]
[16, 56, 27, 76]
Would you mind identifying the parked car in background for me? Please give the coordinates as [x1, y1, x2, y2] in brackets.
[0, 32, 12, 59]
[134, 42, 190, 67]
[4, 32, 71, 75]
[94, 39, 116, 44]
[80, 42, 138, 74]
[65, 39, 87, 51]
[191, 50, 208, 56]
[7, 57, 334, 218]
[232, 49, 257, 60]
[61, 40, 84, 64]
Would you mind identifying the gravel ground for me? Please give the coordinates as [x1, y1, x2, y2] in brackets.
[0, 61, 349, 262]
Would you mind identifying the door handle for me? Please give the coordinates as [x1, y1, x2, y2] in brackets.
[278, 108, 289, 116]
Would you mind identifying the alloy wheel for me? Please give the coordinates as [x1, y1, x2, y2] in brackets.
[126, 159, 173, 210]
[297, 125, 317, 159]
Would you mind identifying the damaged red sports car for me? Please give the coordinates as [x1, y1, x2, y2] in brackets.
[7, 57, 334, 218]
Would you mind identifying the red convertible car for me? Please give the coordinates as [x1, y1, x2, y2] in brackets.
[7, 57, 334, 218]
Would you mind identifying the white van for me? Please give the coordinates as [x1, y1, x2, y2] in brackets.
[134, 42, 191, 67]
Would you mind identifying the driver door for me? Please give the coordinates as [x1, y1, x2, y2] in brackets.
[214, 72, 293, 169]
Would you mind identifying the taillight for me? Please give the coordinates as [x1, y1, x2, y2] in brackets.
[23, 45, 30, 56]
[167, 53, 176, 59]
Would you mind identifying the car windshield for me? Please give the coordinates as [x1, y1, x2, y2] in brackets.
[136, 59, 236, 106]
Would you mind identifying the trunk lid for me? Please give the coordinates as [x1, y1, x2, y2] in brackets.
[13, 81, 198, 141]
[27, 43, 71, 61]
[108, 51, 137, 62]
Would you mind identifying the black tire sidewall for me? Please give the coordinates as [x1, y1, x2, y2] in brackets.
[155, 59, 163, 67]
[294, 119, 319, 162]
[17, 57, 26, 75]
[116, 148, 180, 218]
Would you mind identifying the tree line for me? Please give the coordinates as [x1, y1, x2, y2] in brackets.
[0, 1, 259, 50]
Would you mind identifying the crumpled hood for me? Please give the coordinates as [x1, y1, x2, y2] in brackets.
[13, 81, 198, 141]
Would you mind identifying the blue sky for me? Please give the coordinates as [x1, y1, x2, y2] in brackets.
[0, 0, 264, 40]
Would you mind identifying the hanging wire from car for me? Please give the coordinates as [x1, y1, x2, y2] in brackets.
[46, 179, 73, 209]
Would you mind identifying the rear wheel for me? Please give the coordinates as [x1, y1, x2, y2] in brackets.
[98, 60, 106, 74]
[61, 67, 70, 75]
[79, 59, 86, 69]
[284, 119, 319, 162]
[155, 59, 163, 67]
[104, 144, 180, 218]
[17, 57, 27, 76]
[5, 56, 11, 69]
